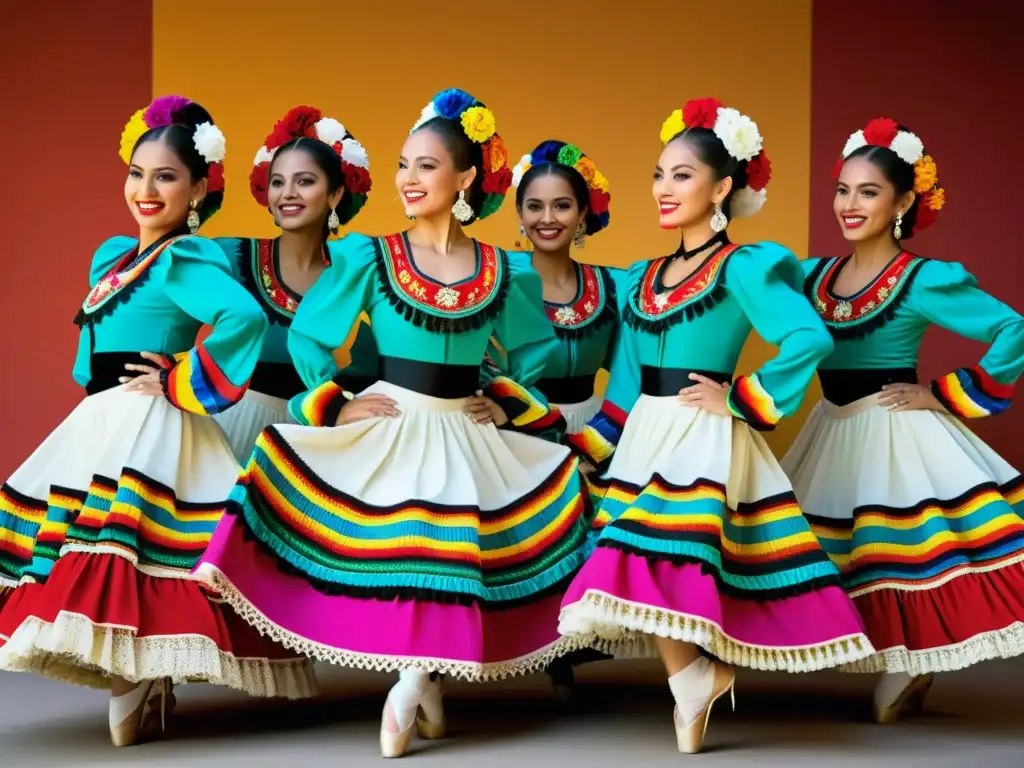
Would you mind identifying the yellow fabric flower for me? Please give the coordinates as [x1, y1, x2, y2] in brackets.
[119, 109, 149, 165]
[575, 157, 597, 185]
[926, 187, 945, 211]
[461, 106, 496, 143]
[660, 109, 686, 145]
[913, 155, 938, 194]
[592, 170, 610, 193]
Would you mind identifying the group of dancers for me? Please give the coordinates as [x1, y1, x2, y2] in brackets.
[0, 86, 1021, 758]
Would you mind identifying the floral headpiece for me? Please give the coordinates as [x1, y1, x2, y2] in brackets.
[836, 117, 944, 232]
[659, 97, 772, 218]
[510, 140, 611, 236]
[249, 106, 372, 227]
[410, 88, 511, 221]
[118, 95, 227, 197]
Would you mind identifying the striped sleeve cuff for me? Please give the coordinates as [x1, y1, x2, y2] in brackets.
[483, 376, 567, 437]
[160, 343, 248, 416]
[726, 373, 782, 432]
[288, 378, 353, 427]
[932, 366, 1014, 419]
[565, 401, 627, 469]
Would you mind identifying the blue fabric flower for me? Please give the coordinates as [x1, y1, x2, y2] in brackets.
[532, 140, 565, 164]
[433, 89, 476, 120]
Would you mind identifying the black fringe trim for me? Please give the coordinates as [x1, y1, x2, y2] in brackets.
[372, 237, 511, 335]
[227, 499, 581, 612]
[237, 238, 294, 327]
[596, 538, 844, 601]
[550, 265, 619, 341]
[622, 281, 727, 334]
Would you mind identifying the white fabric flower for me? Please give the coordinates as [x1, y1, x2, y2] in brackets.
[511, 154, 533, 188]
[713, 108, 763, 162]
[194, 122, 226, 163]
[252, 145, 276, 166]
[889, 131, 925, 165]
[314, 117, 348, 147]
[730, 186, 767, 218]
[842, 130, 867, 158]
[411, 102, 439, 133]
[341, 138, 370, 169]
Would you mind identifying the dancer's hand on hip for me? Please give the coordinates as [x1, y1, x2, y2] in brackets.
[337, 394, 400, 425]
[879, 383, 947, 413]
[677, 373, 731, 416]
[121, 352, 169, 396]
[464, 392, 509, 426]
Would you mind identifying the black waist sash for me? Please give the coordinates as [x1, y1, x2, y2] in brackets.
[818, 367, 918, 406]
[535, 374, 597, 405]
[250, 362, 306, 400]
[379, 356, 480, 399]
[640, 366, 732, 397]
[86, 352, 148, 395]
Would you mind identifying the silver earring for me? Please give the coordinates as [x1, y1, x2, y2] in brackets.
[187, 199, 201, 233]
[451, 190, 474, 223]
[519, 223, 527, 238]
[710, 204, 728, 233]
[407, 214, 416, 221]
[893, 211, 903, 240]
[327, 209, 341, 233]
[572, 223, 586, 249]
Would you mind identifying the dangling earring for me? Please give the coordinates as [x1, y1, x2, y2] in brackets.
[519, 223, 527, 238]
[572, 222, 586, 249]
[710, 203, 728, 233]
[893, 211, 903, 241]
[187, 199, 201, 233]
[407, 214, 416, 221]
[327, 209, 341, 234]
[451, 190, 474, 223]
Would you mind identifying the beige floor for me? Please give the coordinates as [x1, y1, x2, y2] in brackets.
[2, 658, 1022, 767]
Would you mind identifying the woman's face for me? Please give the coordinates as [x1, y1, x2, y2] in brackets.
[834, 155, 913, 244]
[652, 137, 729, 230]
[268, 147, 343, 232]
[124, 136, 206, 233]
[396, 127, 476, 220]
[518, 173, 585, 254]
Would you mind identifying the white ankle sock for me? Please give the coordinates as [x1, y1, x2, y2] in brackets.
[668, 656, 714, 724]
[874, 672, 914, 709]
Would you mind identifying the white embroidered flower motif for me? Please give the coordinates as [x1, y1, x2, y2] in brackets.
[554, 306, 581, 325]
[341, 138, 370, 170]
[194, 122, 226, 163]
[730, 187, 767, 219]
[842, 130, 868, 158]
[253, 145, 276, 165]
[411, 102, 440, 133]
[511, 154, 533, 189]
[889, 131, 925, 165]
[314, 117, 348, 147]
[713, 108, 762, 162]
[833, 301, 853, 320]
[434, 286, 460, 308]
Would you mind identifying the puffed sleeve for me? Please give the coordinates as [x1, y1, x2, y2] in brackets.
[724, 242, 835, 431]
[565, 262, 644, 470]
[481, 254, 566, 436]
[909, 260, 1024, 418]
[159, 236, 269, 415]
[212, 237, 247, 281]
[287, 233, 378, 426]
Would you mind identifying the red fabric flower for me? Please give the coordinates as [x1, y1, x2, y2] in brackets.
[588, 189, 611, 216]
[250, 162, 270, 206]
[267, 106, 322, 149]
[745, 153, 772, 192]
[331, 141, 343, 158]
[914, 202, 938, 231]
[482, 166, 512, 195]
[206, 162, 225, 194]
[343, 162, 372, 194]
[831, 156, 845, 178]
[683, 97, 724, 130]
[863, 117, 899, 148]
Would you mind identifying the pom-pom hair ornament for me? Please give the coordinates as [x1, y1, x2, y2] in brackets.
[835, 117, 945, 233]
[510, 140, 611, 237]
[248, 106, 372, 231]
[410, 88, 511, 222]
[118, 95, 227, 198]
[658, 97, 772, 219]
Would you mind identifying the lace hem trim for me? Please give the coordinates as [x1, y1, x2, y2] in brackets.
[558, 589, 875, 673]
[0, 609, 318, 699]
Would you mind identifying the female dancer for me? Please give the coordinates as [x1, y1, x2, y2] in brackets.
[501, 140, 619, 698]
[195, 88, 592, 758]
[213, 105, 377, 461]
[0, 96, 315, 747]
[558, 97, 874, 754]
[782, 117, 1024, 723]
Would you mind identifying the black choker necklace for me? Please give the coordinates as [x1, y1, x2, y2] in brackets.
[671, 231, 729, 261]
